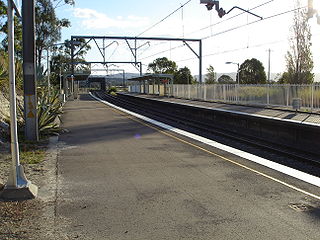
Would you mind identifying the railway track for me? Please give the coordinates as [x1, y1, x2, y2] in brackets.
[92, 91, 320, 176]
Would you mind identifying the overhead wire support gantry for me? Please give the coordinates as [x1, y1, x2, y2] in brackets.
[70, 35, 203, 83]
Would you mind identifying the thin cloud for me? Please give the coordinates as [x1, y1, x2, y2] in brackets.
[73, 8, 150, 29]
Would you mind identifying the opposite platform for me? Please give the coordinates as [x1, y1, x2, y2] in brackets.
[124, 93, 320, 126]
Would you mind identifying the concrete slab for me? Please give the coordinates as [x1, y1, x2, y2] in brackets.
[0, 183, 38, 201]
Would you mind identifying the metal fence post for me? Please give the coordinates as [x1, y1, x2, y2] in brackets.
[176, 85, 178, 97]
[267, 84, 270, 105]
[236, 84, 238, 103]
[286, 85, 290, 107]
[204, 84, 207, 101]
[311, 84, 314, 112]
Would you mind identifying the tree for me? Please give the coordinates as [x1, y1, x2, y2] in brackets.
[0, 0, 74, 64]
[147, 57, 177, 74]
[285, 1, 314, 84]
[174, 66, 193, 84]
[0, 1, 6, 23]
[239, 58, 267, 84]
[50, 39, 91, 86]
[0, 1, 23, 58]
[0, 49, 23, 91]
[277, 72, 290, 84]
[36, 0, 72, 66]
[205, 65, 216, 84]
[218, 74, 235, 84]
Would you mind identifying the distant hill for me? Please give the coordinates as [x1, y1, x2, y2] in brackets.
[96, 72, 320, 84]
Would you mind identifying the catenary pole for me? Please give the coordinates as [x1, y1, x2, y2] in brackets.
[23, 0, 38, 141]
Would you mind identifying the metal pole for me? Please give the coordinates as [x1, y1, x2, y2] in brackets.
[59, 66, 62, 91]
[139, 63, 142, 76]
[122, 70, 125, 87]
[267, 49, 271, 83]
[63, 75, 67, 102]
[134, 39, 137, 63]
[267, 49, 272, 105]
[71, 75, 74, 96]
[47, 48, 51, 95]
[7, 0, 18, 188]
[199, 40, 202, 83]
[103, 38, 105, 62]
[23, 0, 38, 141]
[311, 84, 314, 112]
[4, 0, 35, 193]
[236, 63, 240, 103]
[71, 37, 75, 76]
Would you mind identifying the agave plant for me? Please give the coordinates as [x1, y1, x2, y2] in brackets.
[0, 52, 9, 90]
[37, 88, 63, 136]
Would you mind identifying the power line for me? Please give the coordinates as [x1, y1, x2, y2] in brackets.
[202, 6, 306, 40]
[176, 31, 320, 63]
[139, 6, 304, 62]
[140, 43, 185, 60]
[187, 0, 275, 36]
[133, 0, 276, 61]
[136, 0, 193, 37]
[175, 39, 286, 63]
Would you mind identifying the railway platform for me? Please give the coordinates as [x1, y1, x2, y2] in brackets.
[124, 93, 320, 126]
[55, 93, 320, 240]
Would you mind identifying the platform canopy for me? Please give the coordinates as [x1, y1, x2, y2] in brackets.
[127, 74, 173, 83]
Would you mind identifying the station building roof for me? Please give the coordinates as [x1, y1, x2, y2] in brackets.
[127, 74, 173, 82]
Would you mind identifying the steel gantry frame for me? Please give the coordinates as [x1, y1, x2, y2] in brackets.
[70, 35, 203, 83]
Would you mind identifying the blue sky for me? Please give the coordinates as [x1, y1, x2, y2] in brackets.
[55, 0, 320, 78]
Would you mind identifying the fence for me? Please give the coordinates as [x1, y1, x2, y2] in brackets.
[129, 84, 320, 111]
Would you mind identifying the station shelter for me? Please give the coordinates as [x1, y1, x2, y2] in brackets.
[128, 74, 174, 97]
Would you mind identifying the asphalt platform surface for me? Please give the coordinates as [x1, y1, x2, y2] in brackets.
[56, 94, 320, 240]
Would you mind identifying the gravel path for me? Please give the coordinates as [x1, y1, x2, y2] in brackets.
[0, 138, 65, 240]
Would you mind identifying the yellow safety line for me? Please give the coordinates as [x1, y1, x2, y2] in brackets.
[99, 97, 320, 201]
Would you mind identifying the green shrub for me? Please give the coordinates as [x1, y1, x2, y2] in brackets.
[37, 88, 63, 136]
[107, 86, 117, 94]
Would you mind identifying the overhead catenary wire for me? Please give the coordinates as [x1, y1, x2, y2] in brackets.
[139, 6, 304, 62]
[136, 0, 192, 37]
[187, 0, 275, 36]
[135, 0, 275, 62]
[176, 12, 319, 64]
[140, 43, 185, 60]
[175, 39, 289, 63]
[202, 6, 305, 40]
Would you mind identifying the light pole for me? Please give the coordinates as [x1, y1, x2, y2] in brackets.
[47, 48, 51, 95]
[0, 0, 38, 200]
[225, 62, 240, 84]
[226, 61, 240, 103]
[108, 64, 126, 87]
[47, 42, 65, 95]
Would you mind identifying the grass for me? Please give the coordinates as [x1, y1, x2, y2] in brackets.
[19, 141, 47, 165]
[1, 144, 46, 165]
[20, 150, 46, 165]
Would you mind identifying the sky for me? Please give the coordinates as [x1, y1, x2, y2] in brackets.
[54, 0, 320, 79]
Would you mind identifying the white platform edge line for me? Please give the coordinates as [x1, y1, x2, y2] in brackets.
[90, 93, 320, 188]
